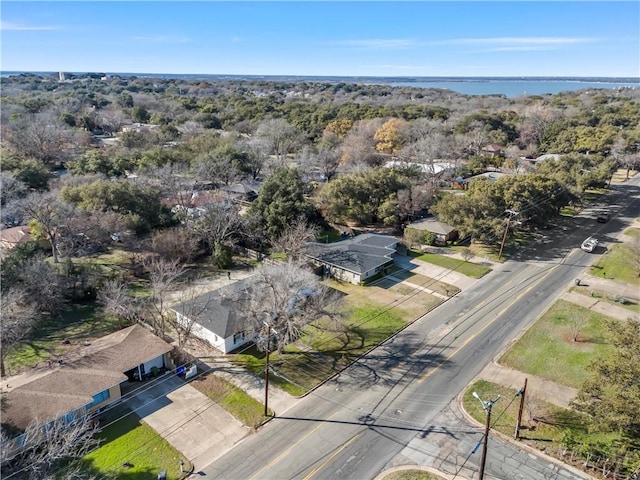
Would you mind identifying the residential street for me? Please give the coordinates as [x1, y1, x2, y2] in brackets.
[116, 175, 639, 480]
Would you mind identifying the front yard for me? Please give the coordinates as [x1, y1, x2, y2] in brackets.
[233, 275, 449, 395]
[498, 300, 614, 388]
[83, 408, 188, 480]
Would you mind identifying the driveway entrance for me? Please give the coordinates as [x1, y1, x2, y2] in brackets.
[123, 373, 251, 469]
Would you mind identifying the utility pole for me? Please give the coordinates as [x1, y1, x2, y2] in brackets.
[514, 378, 528, 440]
[264, 322, 270, 417]
[498, 209, 519, 260]
[473, 391, 500, 480]
[263, 321, 278, 417]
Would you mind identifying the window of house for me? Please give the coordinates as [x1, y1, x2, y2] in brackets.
[86, 389, 110, 408]
[233, 331, 245, 344]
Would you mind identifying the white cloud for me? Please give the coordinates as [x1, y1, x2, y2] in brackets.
[436, 36, 597, 48]
[1, 21, 61, 31]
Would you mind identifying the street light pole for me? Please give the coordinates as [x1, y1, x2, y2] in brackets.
[473, 391, 500, 480]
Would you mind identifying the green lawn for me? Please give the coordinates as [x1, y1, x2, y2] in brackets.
[462, 380, 617, 447]
[233, 302, 410, 396]
[498, 300, 614, 388]
[6, 304, 124, 375]
[190, 372, 269, 426]
[409, 251, 492, 278]
[623, 227, 640, 237]
[83, 410, 187, 480]
[380, 470, 446, 480]
[590, 243, 640, 286]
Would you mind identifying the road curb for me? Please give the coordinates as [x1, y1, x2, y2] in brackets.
[456, 382, 596, 479]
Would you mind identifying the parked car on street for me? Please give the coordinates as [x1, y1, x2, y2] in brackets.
[581, 236, 598, 252]
[596, 210, 610, 223]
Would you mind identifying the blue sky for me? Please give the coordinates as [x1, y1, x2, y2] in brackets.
[1, 1, 638, 77]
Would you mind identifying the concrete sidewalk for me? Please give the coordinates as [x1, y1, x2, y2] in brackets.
[477, 362, 577, 409]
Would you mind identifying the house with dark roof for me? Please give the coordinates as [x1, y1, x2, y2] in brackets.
[171, 278, 257, 353]
[1, 324, 173, 454]
[222, 182, 261, 204]
[304, 233, 399, 284]
[405, 217, 458, 246]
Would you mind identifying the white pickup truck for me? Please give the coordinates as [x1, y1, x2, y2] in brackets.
[581, 236, 598, 253]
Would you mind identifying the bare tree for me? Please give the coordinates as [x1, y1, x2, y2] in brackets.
[271, 217, 321, 261]
[143, 257, 186, 339]
[460, 247, 474, 262]
[239, 137, 268, 180]
[18, 254, 65, 314]
[190, 203, 245, 253]
[20, 191, 67, 263]
[255, 118, 302, 164]
[299, 133, 342, 182]
[567, 316, 587, 343]
[247, 262, 342, 353]
[339, 119, 384, 167]
[151, 226, 201, 263]
[166, 282, 214, 347]
[1, 414, 100, 480]
[0, 289, 37, 377]
[4, 114, 72, 166]
[98, 108, 128, 135]
[0, 172, 28, 206]
[525, 382, 546, 425]
[97, 279, 142, 329]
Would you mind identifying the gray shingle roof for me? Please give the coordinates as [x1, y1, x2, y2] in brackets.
[2, 325, 172, 432]
[171, 277, 256, 338]
[305, 234, 398, 274]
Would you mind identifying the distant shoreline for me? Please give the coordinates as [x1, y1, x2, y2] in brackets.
[2, 71, 639, 83]
[2, 71, 638, 98]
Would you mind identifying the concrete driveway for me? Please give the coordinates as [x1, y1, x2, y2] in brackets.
[123, 374, 251, 470]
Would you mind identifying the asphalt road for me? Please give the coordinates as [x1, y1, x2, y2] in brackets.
[202, 176, 640, 480]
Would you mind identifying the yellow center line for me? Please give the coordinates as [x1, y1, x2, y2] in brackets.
[418, 262, 563, 384]
[301, 431, 363, 480]
[249, 410, 342, 480]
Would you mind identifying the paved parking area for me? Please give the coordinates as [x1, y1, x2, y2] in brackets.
[124, 374, 251, 468]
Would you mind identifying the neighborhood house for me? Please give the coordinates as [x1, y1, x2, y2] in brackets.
[405, 217, 459, 246]
[304, 233, 399, 284]
[1, 325, 173, 457]
[171, 278, 259, 353]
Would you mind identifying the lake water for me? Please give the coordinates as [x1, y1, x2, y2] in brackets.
[386, 79, 638, 98]
[2, 71, 638, 98]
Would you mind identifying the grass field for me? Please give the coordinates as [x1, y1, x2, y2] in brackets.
[498, 300, 614, 388]
[462, 380, 618, 447]
[190, 372, 268, 427]
[624, 227, 640, 237]
[380, 470, 446, 480]
[6, 304, 124, 375]
[83, 409, 187, 480]
[409, 251, 492, 278]
[590, 243, 640, 286]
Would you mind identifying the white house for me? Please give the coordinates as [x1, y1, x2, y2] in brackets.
[171, 279, 258, 353]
